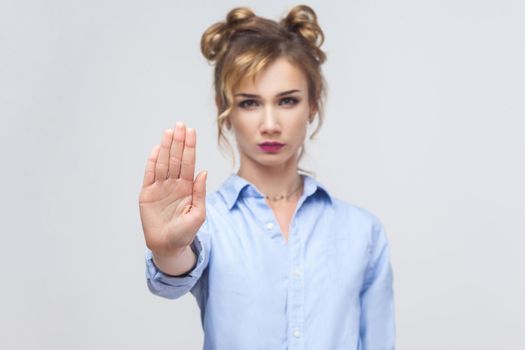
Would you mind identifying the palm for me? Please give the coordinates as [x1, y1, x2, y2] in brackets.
[140, 177, 192, 206]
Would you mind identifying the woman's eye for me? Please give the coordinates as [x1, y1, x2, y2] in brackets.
[238, 100, 258, 109]
[280, 97, 299, 106]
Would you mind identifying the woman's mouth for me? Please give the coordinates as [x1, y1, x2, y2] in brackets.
[259, 142, 284, 153]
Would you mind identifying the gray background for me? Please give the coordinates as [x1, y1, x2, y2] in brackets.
[1, 0, 524, 349]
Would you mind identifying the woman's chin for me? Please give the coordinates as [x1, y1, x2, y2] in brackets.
[256, 153, 296, 168]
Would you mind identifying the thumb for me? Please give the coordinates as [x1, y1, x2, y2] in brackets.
[191, 170, 207, 210]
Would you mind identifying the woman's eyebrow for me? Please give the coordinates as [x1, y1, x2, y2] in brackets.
[234, 89, 301, 98]
[276, 89, 301, 96]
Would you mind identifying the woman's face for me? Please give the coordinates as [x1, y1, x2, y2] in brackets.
[229, 57, 316, 172]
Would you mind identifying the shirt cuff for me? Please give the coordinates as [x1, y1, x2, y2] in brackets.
[145, 235, 206, 287]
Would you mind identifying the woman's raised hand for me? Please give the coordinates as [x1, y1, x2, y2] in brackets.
[139, 122, 207, 258]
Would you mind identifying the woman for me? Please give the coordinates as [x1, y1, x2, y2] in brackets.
[139, 5, 395, 349]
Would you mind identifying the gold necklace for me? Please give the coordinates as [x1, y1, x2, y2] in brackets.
[263, 177, 304, 202]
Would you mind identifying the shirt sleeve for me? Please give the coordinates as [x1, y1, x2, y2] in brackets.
[359, 220, 396, 350]
[144, 219, 211, 300]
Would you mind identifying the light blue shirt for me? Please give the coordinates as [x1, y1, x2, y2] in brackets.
[145, 172, 395, 349]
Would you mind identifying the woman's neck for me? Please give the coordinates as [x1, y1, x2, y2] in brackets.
[236, 159, 303, 203]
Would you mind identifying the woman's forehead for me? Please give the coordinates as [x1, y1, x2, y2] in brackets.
[234, 58, 308, 96]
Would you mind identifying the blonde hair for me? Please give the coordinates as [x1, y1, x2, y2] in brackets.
[201, 5, 327, 174]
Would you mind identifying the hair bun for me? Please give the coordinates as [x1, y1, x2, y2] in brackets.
[201, 7, 255, 62]
[282, 5, 325, 63]
[226, 7, 255, 26]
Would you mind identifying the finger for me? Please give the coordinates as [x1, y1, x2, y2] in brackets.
[155, 129, 173, 181]
[179, 127, 196, 182]
[142, 145, 160, 188]
[191, 170, 208, 211]
[169, 122, 186, 179]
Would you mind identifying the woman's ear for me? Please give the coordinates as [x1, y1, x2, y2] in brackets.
[309, 102, 318, 123]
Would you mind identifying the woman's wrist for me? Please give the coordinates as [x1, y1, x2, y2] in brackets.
[152, 244, 197, 277]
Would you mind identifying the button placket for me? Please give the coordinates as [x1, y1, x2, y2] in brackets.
[287, 212, 305, 348]
[249, 194, 279, 239]
[292, 268, 301, 278]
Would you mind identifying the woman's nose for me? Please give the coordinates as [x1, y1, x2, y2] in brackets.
[260, 106, 281, 134]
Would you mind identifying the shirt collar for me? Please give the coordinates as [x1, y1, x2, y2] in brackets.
[219, 172, 333, 211]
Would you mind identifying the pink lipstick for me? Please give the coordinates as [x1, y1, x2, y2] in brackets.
[259, 142, 284, 153]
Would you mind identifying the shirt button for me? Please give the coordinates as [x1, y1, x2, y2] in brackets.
[292, 268, 301, 277]
[293, 329, 301, 338]
[266, 222, 274, 230]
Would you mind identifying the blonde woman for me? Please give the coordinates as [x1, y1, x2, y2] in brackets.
[139, 5, 395, 349]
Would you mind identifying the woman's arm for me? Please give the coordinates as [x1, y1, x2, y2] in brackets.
[145, 224, 211, 299]
[359, 222, 396, 349]
[139, 123, 210, 299]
